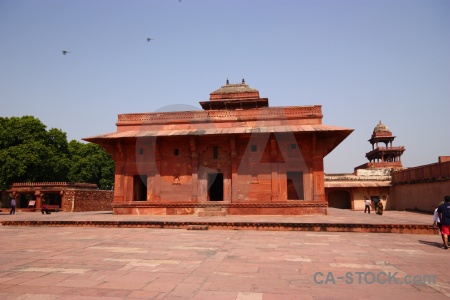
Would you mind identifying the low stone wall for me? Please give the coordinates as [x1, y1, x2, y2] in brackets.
[112, 202, 328, 215]
[63, 189, 113, 212]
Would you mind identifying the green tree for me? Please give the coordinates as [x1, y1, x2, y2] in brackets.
[67, 140, 115, 190]
[0, 116, 114, 191]
[0, 116, 70, 190]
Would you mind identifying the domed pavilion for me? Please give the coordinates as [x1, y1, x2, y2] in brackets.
[84, 80, 353, 215]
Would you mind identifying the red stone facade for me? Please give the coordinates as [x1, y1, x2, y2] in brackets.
[85, 81, 353, 215]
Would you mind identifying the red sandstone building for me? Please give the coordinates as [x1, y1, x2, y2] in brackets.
[85, 80, 353, 215]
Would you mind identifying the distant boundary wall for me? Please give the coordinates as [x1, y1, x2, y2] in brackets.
[391, 160, 450, 212]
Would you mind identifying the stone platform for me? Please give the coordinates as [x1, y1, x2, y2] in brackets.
[0, 208, 438, 234]
[0, 210, 449, 299]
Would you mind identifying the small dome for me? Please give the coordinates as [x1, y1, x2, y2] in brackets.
[373, 121, 390, 133]
[209, 79, 260, 101]
[210, 79, 259, 95]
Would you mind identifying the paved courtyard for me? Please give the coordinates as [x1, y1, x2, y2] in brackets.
[0, 216, 449, 299]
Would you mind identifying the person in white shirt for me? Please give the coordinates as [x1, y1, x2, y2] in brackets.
[9, 197, 16, 215]
[364, 197, 372, 214]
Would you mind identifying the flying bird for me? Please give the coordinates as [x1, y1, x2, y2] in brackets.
[147, 38, 154, 42]
[62, 50, 71, 55]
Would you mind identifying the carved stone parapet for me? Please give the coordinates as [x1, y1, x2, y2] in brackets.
[117, 106, 323, 125]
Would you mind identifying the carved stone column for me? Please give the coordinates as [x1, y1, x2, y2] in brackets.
[270, 136, 279, 202]
[60, 190, 65, 211]
[153, 140, 161, 201]
[190, 137, 198, 202]
[312, 155, 325, 201]
[230, 136, 238, 202]
[35, 190, 42, 209]
[114, 141, 125, 202]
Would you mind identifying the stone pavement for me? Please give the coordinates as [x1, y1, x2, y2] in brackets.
[0, 209, 449, 299]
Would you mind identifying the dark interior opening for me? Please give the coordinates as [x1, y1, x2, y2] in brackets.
[287, 171, 304, 200]
[208, 173, 223, 201]
[133, 175, 147, 201]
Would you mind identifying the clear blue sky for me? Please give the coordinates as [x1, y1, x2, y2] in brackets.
[1, 0, 449, 173]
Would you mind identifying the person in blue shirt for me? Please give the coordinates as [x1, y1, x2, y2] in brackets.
[433, 202, 445, 246]
[437, 196, 450, 250]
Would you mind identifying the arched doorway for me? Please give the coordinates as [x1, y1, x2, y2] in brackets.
[327, 190, 351, 209]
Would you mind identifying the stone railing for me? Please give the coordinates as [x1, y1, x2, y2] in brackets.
[354, 162, 403, 171]
[324, 174, 391, 181]
[11, 182, 98, 189]
[117, 106, 322, 124]
[365, 146, 405, 157]
[12, 182, 68, 186]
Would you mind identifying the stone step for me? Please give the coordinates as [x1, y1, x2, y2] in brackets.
[198, 210, 227, 217]
[203, 207, 224, 211]
[0, 220, 437, 234]
[187, 225, 209, 230]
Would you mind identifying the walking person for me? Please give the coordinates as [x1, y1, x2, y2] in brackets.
[373, 197, 380, 214]
[377, 201, 384, 215]
[433, 202, 445, 246]
[9, 196, 16, 215]
[437, 196, 450, 250]
[364, 197, 372, 214]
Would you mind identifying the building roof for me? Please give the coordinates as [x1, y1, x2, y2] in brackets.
[84, 124, 352, 156]
[84, 124, 352, 140]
